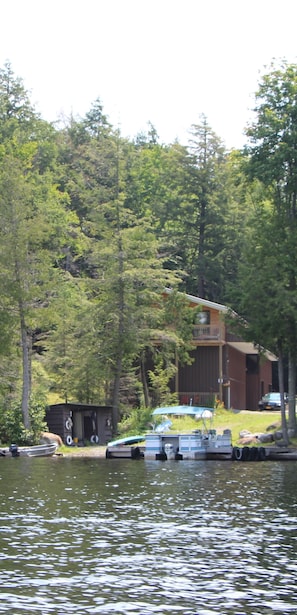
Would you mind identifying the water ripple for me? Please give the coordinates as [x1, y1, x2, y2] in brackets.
[0, 458, 297, 614]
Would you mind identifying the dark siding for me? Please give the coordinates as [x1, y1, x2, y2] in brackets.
[246, 372, 260, 410]
[46, 404, 72, 443]
[246, 358, 273, 410]
[46, 403, 112, 445]
[178, 347, 219, 391]
[228, 346, 246, 410]
[45, 406, 66, 437]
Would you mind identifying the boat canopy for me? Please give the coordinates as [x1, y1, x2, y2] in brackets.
[152, 406, 214, 417]
[107, 435, 145, 447]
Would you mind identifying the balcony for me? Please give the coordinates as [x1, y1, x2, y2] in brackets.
[193, 325, 222, 342]
[179, 392, 219, 406]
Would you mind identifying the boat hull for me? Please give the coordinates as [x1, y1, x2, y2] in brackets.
[106, 445, 145, 459]
[145, 449, 233, 461]
[105, 428, 234, 461]
[144, 430, 233, 461]
[1, 443, 58, 458]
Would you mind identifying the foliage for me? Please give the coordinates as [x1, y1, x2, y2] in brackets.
[148, 356, 179, 408]
[117, 406, 155, 436]
[0, 61, 38, 142]
[245, 60, 297, 214]
[240, 60, 297, 436]
[0, 396, 47, 445]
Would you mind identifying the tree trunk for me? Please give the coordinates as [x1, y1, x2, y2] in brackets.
[111, 138, 124, 436]
[278, 346, 289, 445]
[20, 309, 31, 431]
[111, 205, 124, 436]
[111, 354, 122, 437]
[140, 355, 150, 407]
[197, 191, 206, 298]
[288, 350, 297, 435]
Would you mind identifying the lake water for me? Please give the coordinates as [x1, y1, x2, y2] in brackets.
[0, 456, 297, 615]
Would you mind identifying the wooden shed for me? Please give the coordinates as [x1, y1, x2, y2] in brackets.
[46, 403, 112, 446]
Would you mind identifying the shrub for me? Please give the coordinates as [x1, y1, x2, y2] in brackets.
[0, 395, 47, 445]
[118, 406, 154, 436]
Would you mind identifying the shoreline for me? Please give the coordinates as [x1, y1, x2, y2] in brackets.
[59, 445, 107, 457]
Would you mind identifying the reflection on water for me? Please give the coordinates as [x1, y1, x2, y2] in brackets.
[0, 457, 297, 614]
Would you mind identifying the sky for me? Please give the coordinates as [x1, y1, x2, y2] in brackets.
[1, 0, 297, 150]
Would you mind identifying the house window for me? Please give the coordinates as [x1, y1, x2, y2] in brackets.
[196, 311, 210, 325]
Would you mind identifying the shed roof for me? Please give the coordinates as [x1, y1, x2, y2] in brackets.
[49, 403, 112, 412]
[228, 341, 278, 361]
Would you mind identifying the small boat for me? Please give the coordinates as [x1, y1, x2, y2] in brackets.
[145, 428, 233, 461]
[144, 405, 232, 461]
[106, 406, 233, 461]
[0, 442, 58, 458]
[105, 435, 145, 459]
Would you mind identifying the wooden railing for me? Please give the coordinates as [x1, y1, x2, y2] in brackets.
[178, 392, 219, 407]
[193, 325, 222, 341]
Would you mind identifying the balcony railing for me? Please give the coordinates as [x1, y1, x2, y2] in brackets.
[179, 392, 219, 406]
[193, 325, 222, 341]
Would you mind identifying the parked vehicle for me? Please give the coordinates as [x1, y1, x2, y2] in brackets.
[258, 392, 288, 411]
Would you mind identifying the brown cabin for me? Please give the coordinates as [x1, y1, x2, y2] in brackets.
[166, 291, 277, 411]
[46, 403, 112, 446]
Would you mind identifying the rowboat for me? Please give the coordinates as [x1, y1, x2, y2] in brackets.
[0, 442, 58, 458]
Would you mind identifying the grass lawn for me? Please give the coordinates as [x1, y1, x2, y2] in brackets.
[212, 407, 281, 437]
[159, 407, 283, 443]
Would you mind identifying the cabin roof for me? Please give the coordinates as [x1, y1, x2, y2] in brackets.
[164, 287, 229, 313]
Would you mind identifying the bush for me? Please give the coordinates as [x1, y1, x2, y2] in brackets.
[118, 406, 154, 436]
[0, 405, 24, 445]
[0, 396, 47, 445]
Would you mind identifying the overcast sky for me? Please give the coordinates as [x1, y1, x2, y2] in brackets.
[1, 0, 297, 149]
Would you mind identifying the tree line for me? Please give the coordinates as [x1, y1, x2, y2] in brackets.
[0, 59, 297, 443]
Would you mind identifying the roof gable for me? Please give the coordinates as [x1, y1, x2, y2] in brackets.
[165, 288, 229, 313]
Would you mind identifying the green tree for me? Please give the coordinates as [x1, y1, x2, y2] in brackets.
[244, 60, 297, 435]
[67, 121, 196, 430]
[185, 115, 228, 298]
[127, 117, 233, 302]
[234, 202, 293, 442]
[0, 151, 77, 432]
[56, 99, 116, 230]
[0, 61, 37, 142]
[0, 63, 83, 436]
[89, 207, 184, 432]
[43, 275, 98, 403]
[126, 120, 248, 305]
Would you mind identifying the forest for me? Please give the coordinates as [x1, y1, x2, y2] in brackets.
[1, 59, 297, 444]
